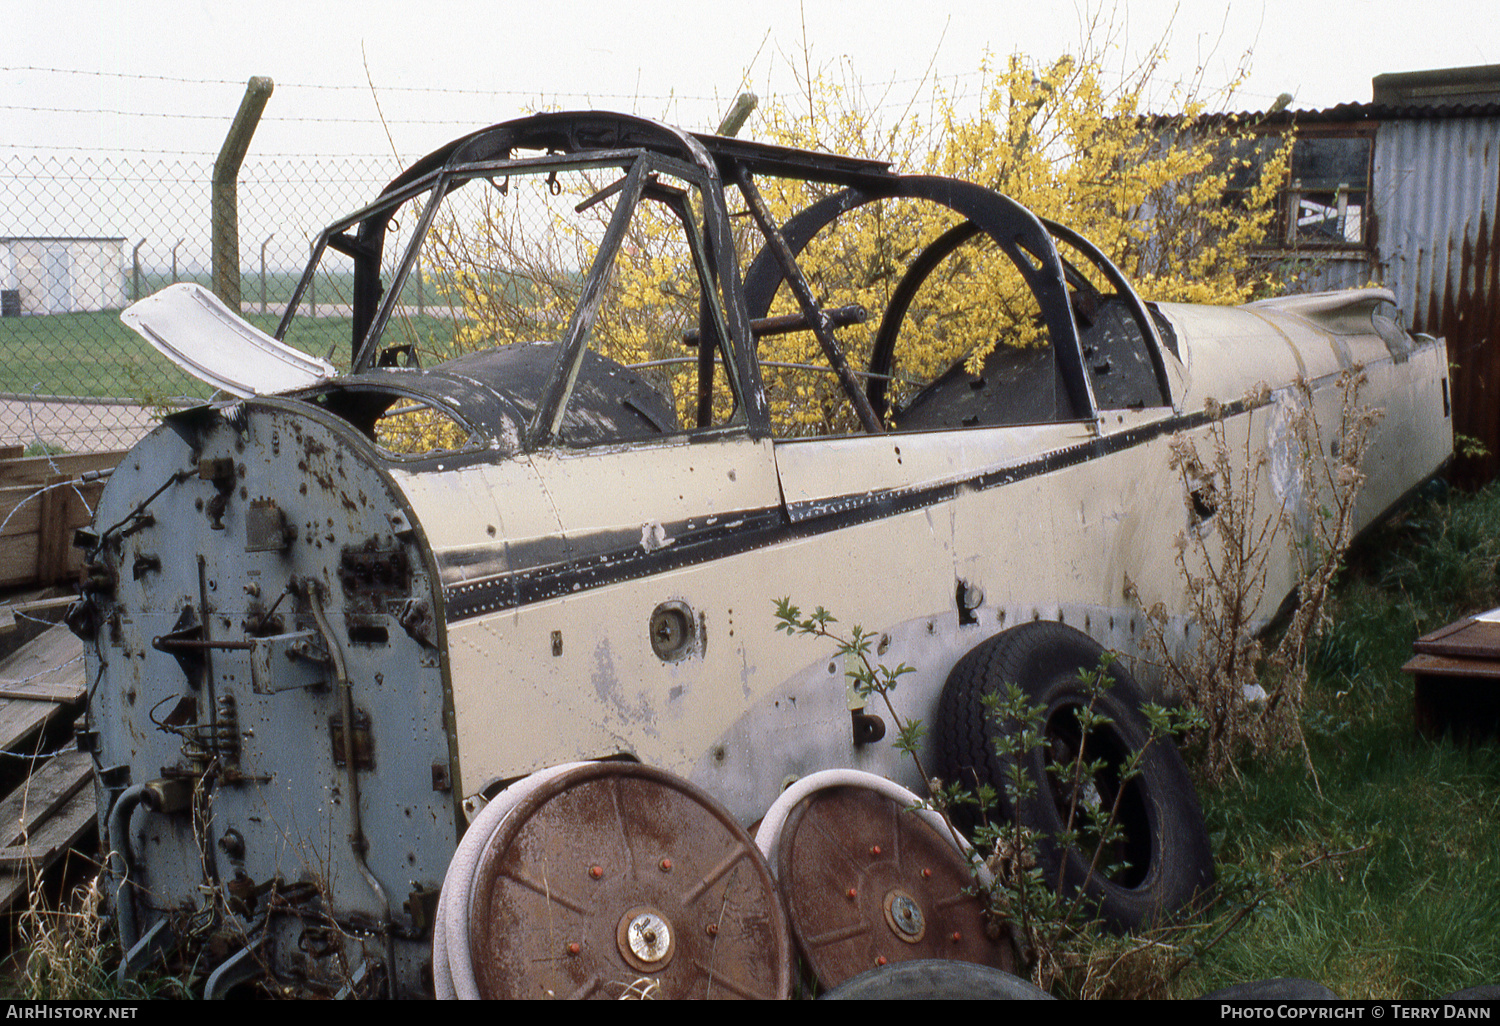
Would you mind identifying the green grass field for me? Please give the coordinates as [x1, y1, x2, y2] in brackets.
[0, 309, 208, 399]
[127, 270, 467, 314]
[0, 306, 469, 400]
[0, 261, 541, 400]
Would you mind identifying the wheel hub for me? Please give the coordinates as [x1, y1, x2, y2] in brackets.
[776, 784, 1013, 988]
[617, 905, 675, 971]
[882, 889, 926, 943]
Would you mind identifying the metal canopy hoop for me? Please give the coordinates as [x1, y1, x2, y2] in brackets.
[774, 784, 1014, 990]
[467, 761, 794, 1000]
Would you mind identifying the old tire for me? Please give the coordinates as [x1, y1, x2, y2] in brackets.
[1444, 986, 1500, 1000]
[935, 620, 1214, 931]
[819, 959, 1053, 1000]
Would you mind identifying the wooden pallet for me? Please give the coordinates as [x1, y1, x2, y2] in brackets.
[0, 449, 124, 590]
[0, 623, 94, 912]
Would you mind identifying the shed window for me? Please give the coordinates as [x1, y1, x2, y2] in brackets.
[1225, 133, 1372, 252]
[1284, 135, 1371, 248]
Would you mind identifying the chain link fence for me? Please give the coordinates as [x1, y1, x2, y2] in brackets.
[0, 151, 453, 452]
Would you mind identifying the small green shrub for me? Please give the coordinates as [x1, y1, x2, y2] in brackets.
[774, 599, 1218, 999]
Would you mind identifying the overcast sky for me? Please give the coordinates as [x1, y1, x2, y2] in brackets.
[1, 0, 1491, 273]
[3, 0, 1495, 161]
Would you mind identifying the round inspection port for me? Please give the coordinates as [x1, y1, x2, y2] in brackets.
[649, 601, 696, 661]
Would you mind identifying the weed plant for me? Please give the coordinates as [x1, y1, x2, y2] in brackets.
[968, 667, 1205, 998]
[774, 599, 1210, 999]
[1180, 482, 1500, 999]
[1134, 370, 1383, 790]
[2, 871, 188, 1001]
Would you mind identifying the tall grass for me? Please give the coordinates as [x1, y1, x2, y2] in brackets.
[3, 871, 189, 1000]
[1177, 481, 1500, 999]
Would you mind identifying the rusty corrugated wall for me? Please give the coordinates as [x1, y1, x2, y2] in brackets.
[1375, 116, 1500, 484]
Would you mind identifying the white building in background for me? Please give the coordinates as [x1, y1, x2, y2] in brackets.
[0, 236, 125, 315]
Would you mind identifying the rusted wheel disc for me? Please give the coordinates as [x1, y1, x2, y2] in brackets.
[468, 762, 794, 1000]
[776, 784, 1013, 989]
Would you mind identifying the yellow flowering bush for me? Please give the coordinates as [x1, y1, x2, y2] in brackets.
[419, 47, 1288, 437]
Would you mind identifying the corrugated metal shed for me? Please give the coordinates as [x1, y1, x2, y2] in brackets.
[1374, 115, 1500, 483]
[1189, 66, 1500, 483]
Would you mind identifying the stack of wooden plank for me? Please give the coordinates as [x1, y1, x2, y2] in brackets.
[0, 448, 124, 590]
[0, 622, 93, 911]
[1403, 610, 1500, 739]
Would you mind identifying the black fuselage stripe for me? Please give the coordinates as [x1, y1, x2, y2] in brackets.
[439, 402, 1250, 621]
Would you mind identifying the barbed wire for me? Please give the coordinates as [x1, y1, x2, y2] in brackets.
[0, 652, 83, 691]
[0, 103, 491, 126]
[0, 63, 983, 98]
[0, 63, 1295, 160]
[0, 142, 406, 158]
[1, 61, 1292, 105]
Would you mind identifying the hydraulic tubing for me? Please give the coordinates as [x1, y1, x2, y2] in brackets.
[106, 784, 147, 961]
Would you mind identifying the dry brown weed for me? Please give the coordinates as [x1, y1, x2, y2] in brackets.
[1132, 369, 1382, 787]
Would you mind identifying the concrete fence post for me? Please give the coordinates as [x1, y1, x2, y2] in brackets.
[212, 77, 274, 311]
